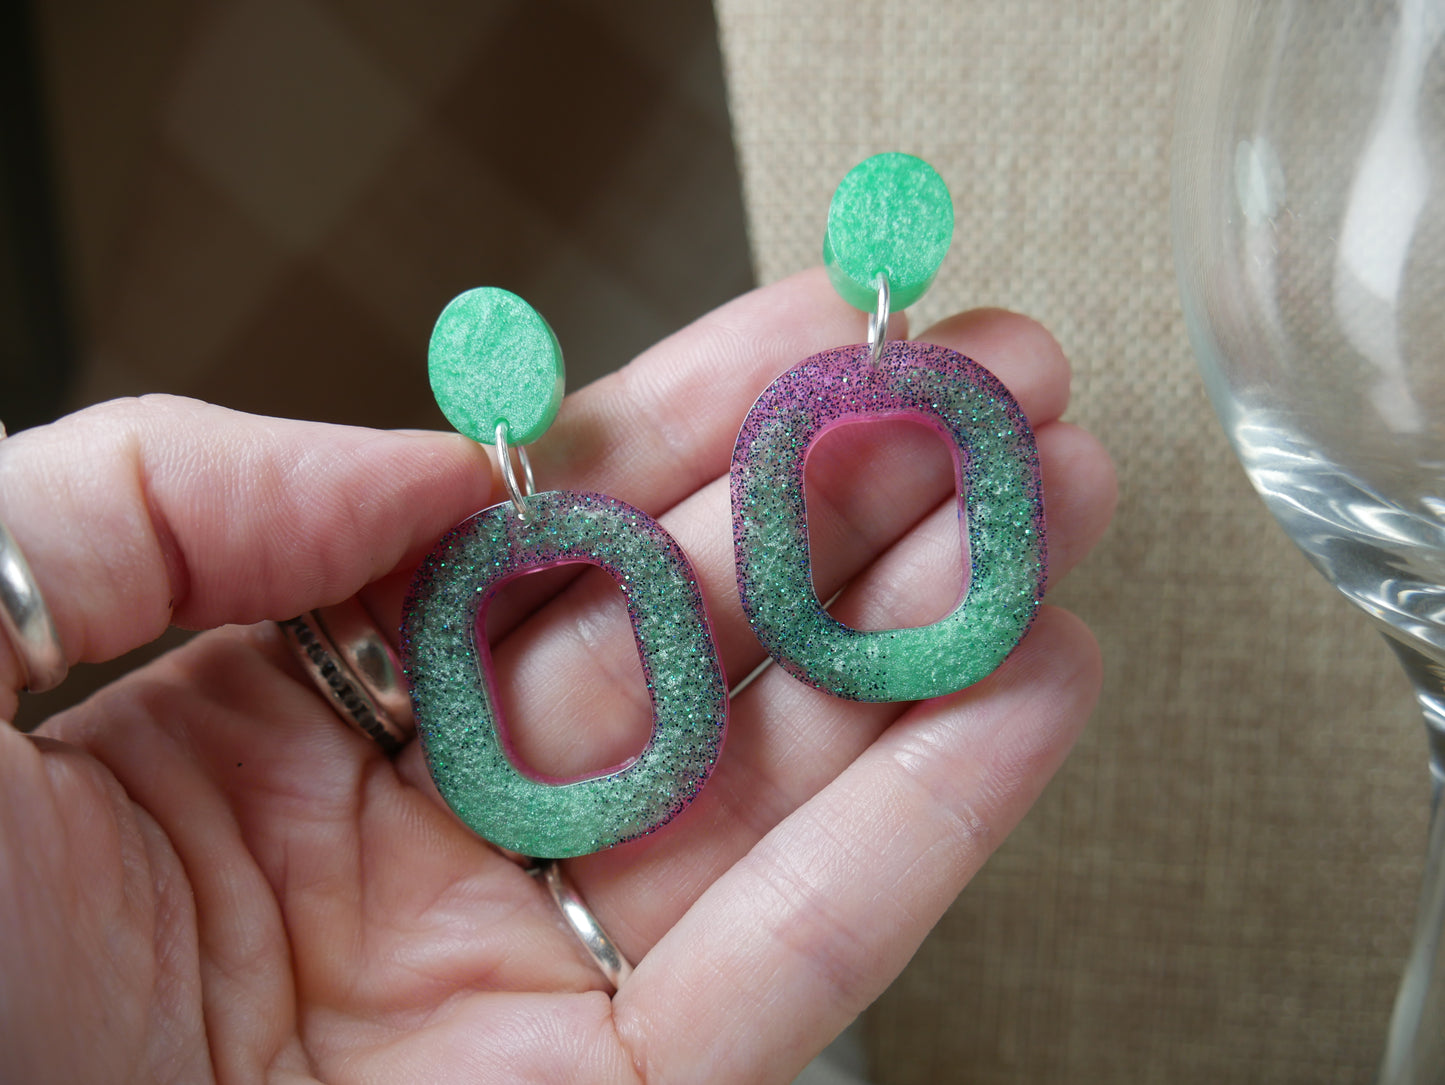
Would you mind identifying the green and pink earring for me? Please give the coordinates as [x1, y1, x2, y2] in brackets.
[401, 289, 728, 859]
[402, 155, 1045, 860]
[730, 153, 1047, 701]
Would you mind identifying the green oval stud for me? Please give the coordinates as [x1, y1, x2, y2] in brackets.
[428, 287, 565, 446]
[822, 152, 954, 313]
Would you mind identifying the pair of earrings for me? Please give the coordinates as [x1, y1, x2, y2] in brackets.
[401, 154, 1047, 860]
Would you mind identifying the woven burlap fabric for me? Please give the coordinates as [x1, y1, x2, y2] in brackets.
[717, 2, 1426, 1082]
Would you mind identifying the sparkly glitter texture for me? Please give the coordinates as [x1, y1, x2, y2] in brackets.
[402, 491, 728, 858]
[428, 287, 565, 445]
[731, 340, 1047, 702]
[823, 153, 954, 311]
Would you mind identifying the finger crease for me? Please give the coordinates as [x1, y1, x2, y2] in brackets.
[135, 442, 192, 620]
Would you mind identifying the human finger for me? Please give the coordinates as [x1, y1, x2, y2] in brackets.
[0, 396, 493, 719]
[612, 607, 1102, 1084]
[915, 306, 1072, 425]
[529, 267, 872, 514]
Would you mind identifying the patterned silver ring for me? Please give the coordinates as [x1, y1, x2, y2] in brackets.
[278, 598, 413, 754]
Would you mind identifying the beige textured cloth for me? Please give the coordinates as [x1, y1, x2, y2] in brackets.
[717, 3, 1426, 1082]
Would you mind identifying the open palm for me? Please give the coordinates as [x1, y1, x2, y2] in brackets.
[0, 270, 1114, 1084]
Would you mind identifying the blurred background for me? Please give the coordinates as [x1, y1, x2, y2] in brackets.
[2, 0, 1427, 1081]
[4, 0, 753, 728]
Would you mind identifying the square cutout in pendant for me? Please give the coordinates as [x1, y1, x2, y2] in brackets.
[803, 412, 968, 632]
[480, 560, 650, 783]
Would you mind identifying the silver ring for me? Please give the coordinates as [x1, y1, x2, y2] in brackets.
[867, 275, 892, 363]
[278, 599, 413, 754]
[0, 520, 67, 694]
[538, 860, 633, 990]
[494, 421, 536, 521]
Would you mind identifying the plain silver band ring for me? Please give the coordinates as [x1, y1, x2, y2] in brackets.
[278, 599, 413, 754]
[0, 520, 67, 693]
[539, 860, 634, 990]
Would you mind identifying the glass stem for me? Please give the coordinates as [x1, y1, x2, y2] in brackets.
[1378, 638, 1445, 1085]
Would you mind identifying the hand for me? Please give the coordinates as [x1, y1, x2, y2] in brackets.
[0, 269, 1114, 1084]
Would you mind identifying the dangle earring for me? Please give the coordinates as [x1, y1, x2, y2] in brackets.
[731, 153, 1047, 702]
[402, 288, 728, 858]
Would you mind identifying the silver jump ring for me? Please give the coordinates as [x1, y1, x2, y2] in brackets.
[538, 860, 634, 990]
[494, 421, 536, 520]
[867, 275, 892, 363]
[277, 600, 413, 754]
[0, 520, 67, 694]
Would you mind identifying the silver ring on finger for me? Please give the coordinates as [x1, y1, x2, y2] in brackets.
[278, 598, 413, 754]
[0, 520, 67, 694]
[537, 860, 634, 990]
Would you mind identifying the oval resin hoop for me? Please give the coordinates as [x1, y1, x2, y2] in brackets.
[402, 490, 728, 858]
[731, 339, 1047, 702]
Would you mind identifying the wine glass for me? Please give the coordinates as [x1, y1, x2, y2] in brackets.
[1173, 1, 1445, 1080]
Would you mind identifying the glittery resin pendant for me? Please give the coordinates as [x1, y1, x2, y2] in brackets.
[403, 288, 727, 858]
[731, 154, 1047, 701]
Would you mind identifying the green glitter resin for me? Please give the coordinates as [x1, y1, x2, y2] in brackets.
[731, 341, 1046, 702]
[428, 287, 564, 445]
[402, 490, 728, 858]
[823, 153, 954, 312]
